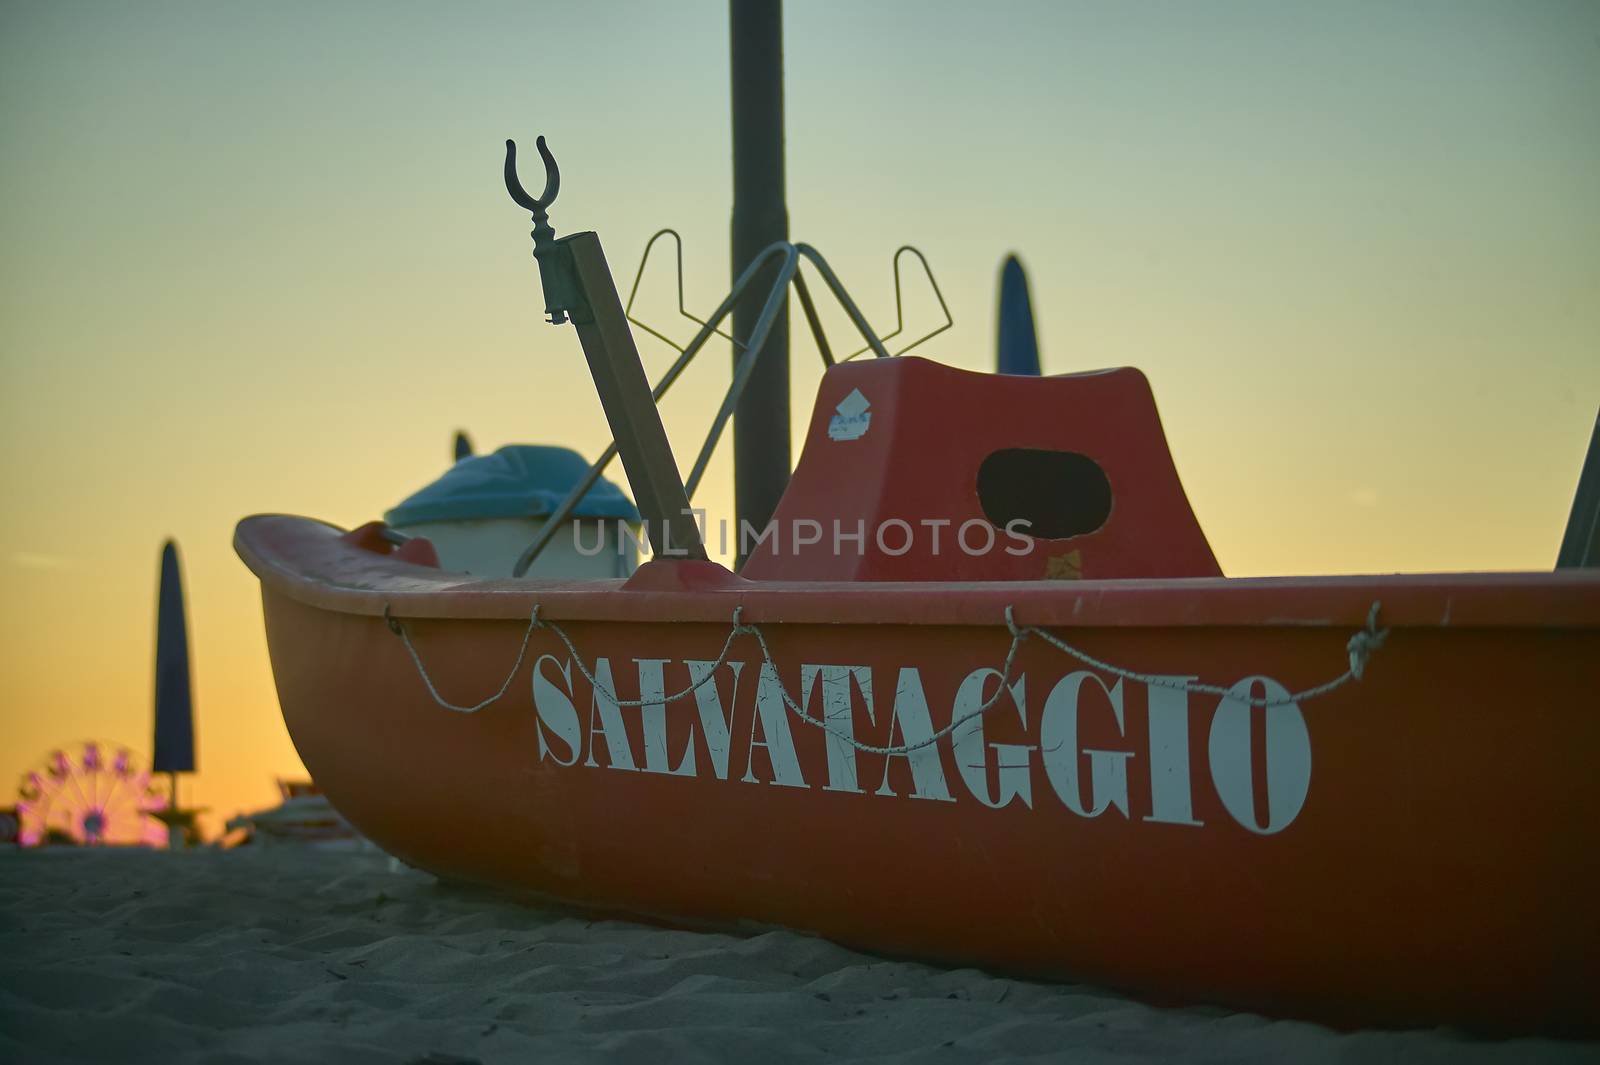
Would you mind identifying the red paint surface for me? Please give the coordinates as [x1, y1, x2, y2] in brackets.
[238, 514, 1600, 1033]
[744, 358, 1220, 581]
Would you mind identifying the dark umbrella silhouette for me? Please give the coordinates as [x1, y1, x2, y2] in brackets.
[996, 255, 1041, 376]
[151, 540, 195, 833]
[1557, 409, 1599, 568]
[454, 430, 474, 462]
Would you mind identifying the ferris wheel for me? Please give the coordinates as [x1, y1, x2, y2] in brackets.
[15, 742, 169, 847]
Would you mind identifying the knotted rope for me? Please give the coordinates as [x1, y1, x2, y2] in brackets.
[1016, 600, 1388, 704]
[384, 600, 1389, 753]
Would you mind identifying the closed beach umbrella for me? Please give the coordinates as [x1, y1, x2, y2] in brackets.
[1557, 409, 1600, 568]
[152, 540, 195, 777]
[454, 430, 474, 462]
[996, 254, 1041, 376]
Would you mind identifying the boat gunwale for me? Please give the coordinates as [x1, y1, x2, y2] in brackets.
[235, 513, 1600, 630]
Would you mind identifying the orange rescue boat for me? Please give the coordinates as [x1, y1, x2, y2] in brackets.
[236, 137, 1599, 1034]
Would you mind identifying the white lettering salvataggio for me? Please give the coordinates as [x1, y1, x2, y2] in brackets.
[527, 656, 1316, 834]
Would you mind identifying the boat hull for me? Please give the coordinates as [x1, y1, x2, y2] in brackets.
[240, 515, 1600, 1032]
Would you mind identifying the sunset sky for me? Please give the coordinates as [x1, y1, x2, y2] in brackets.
[3, 1, 1597, 834]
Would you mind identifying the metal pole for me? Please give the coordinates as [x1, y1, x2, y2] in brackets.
[730, 0, 789, 564]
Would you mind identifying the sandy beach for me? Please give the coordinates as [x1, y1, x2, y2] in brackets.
[0, 848, 1592, 1064]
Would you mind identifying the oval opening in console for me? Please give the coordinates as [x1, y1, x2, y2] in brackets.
[977, 448, 1112, 540]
